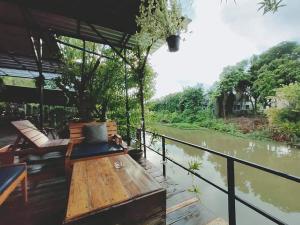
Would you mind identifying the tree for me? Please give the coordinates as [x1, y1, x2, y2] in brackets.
[150, 84, 206, 116]
[266, 83, 300, 140]
[214, 42, 300, 117]
[55, 38, 103, 121]
[179, 85, 205, 114]
[214, 60, 249, 117]
[251, 42, 300, 107]
[55, 37, 156, 124]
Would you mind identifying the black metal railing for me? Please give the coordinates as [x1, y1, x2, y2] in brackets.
[136, 129, 300, 225]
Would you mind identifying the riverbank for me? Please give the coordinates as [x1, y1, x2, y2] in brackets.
[148, 111, 275, 142]
[151, 121, 274, 142]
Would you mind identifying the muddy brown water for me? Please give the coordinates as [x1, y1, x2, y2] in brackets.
[147, 125, 300, 225]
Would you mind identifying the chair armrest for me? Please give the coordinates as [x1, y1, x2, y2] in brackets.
[0, 145, 14, 165]
[70, 137, 85, 145]
[65, 142, 74, 158]
[120, 141, 128, 152]
[110, 134, 128, 152]
[111, 134, 123, 145]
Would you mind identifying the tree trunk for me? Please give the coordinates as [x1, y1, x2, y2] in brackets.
[249, 97, 255, 115]
[100, 102, 108, 122]
[222, 93, 228, 119]
[254, 98, 258, 115]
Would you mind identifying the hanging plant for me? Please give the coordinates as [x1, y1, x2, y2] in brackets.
[136, 0, 189, 52]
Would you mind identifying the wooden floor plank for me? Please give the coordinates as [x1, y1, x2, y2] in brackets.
[167, 197, 199, 214]
[0, 156, 226, 225]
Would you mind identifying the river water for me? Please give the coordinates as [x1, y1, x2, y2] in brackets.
[146, 125, 300, 225]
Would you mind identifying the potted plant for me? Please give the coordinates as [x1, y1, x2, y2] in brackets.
[160, 0, 186, 52]
[128, 129, 144, 161]
[136, 0, 188, 52]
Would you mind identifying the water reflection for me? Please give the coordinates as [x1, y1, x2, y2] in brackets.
[149, 125, 300, 225]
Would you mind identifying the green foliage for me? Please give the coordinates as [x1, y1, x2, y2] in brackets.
[251, 42, 300, 106]
[266, 83, 300, 140]
[224, 0, 286, 14]
[211, 41, 300, 117]
[276, 83, 300, 111]
[150, 85, 205, 114]
[187, 159, 201, 196]
[218, 60, 249, 94]
[56, 37, 156, 125]
[209, 60, 254, 117]
[150, 41, 300, 140]
[0, 77, 4, 91]
[258, 0, 286, 14]
[188, 184, 201, 195]
[135, 0, 187, 49]
[188, 160, 201, 172]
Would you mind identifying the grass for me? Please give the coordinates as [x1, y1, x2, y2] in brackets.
[148, 110, 274, 142]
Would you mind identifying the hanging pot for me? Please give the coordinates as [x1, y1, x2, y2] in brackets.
[166, 35, 180, 52]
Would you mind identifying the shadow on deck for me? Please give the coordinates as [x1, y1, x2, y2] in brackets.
[0, 157, 227, 225]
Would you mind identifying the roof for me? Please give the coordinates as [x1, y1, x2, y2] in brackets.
[0, 0, 141, 50]
[0, 68, 60, 80]
[0, 2, 62, 73]
[0, 85, 70, 105]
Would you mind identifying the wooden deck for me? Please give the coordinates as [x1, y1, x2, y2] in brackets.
[138, 158, 227, 225]
[0, 156, 227, 225]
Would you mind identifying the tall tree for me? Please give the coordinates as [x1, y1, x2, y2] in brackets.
[215, 60, 249, 117]
[55, 37, 156, 124]
[251, 42, 300, 106]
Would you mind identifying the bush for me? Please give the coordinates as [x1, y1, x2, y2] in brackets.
[266, 83, 300, 141]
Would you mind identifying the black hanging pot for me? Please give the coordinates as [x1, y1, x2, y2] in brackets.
[166, 35, 180, 52]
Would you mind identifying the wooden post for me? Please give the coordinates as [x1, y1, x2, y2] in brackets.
[22, 172, 28, 203]
[37, 75, 45, 129]
[124, 49, 131, 146]
[139, 75, 147, 158]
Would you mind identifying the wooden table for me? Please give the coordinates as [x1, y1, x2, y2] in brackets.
[64, 154, 166, 225]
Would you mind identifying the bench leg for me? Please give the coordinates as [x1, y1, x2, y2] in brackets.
[12, 135, 22, 151]
[22, 174, 28, 203]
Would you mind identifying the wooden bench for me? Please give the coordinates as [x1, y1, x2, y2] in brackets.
[11, 120, 69, 155]
[0, 145, 27, 206]
[65, 121, 127, 171]
[68, 121, 124, 145]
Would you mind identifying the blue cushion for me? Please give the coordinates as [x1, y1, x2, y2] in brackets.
[70, 142, 123, 160]
[0, 165, 26, 194]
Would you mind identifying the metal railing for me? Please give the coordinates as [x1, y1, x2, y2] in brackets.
[136, 128, 300, 225]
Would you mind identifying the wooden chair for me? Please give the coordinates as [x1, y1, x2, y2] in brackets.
[0, 145, 28, 205]
[11, 120, 69, 156]
[65, 121, 127, 170]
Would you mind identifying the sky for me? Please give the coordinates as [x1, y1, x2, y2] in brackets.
[149, 0, 300, 99]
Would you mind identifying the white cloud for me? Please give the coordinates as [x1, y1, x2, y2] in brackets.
[150, 0, 300, 98]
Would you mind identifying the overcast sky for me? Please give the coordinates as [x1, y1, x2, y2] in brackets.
[149, 0, 300, 99]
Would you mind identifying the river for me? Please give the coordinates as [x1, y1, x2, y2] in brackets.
[146, 125, 300, 225]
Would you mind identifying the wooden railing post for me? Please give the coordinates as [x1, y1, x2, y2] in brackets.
[227, 158, 236, 225]
[162, 136, 166, 177]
